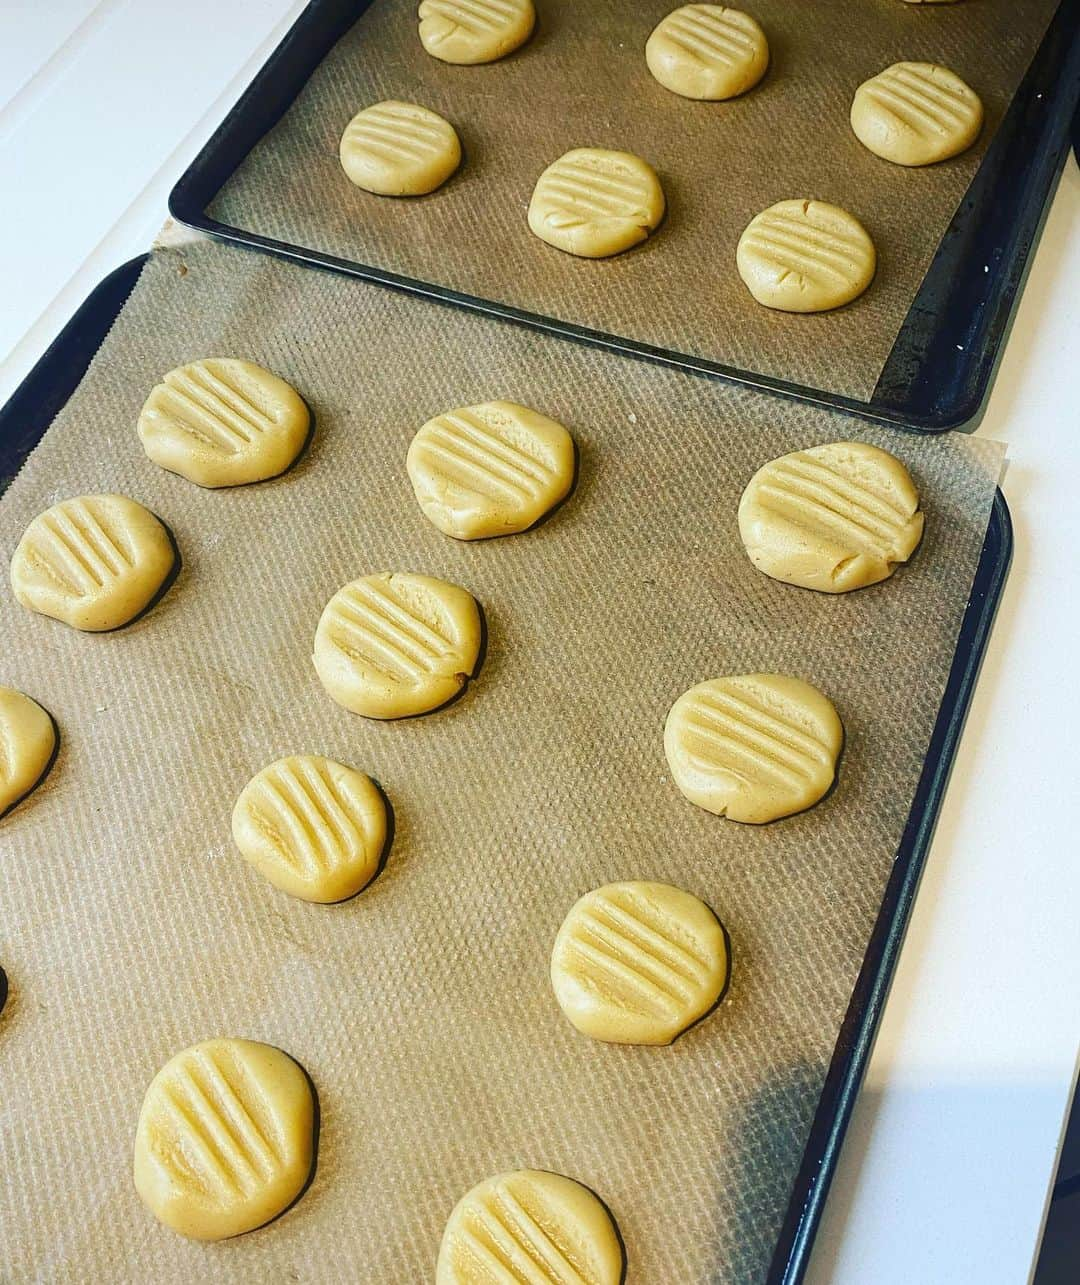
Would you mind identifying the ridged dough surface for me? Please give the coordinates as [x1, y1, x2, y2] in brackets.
[646, 5, 769, 101]
[736, 199, 876, 313]
[0, 687, 56, 818]
[436, 1169, 624, 1285]
[10, 493, 175, 631]
[407, 400, 575, 540]
[313, 572, 481, 719]
[851, 61, 983, 166]
[137, 358, 309, 487]
[419, 0, 534, 64]
[738, 441, 924, 592]
[232, 754, 387, 902]
[133, 1038, 314, 1242]
[528, 147, 666, 259]
[665, 673, 842, 823]
[340, 100, 461, 196]
[551, 881, 728, 1046]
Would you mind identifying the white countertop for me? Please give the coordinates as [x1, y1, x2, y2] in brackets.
[2, 4, 1078, 1281]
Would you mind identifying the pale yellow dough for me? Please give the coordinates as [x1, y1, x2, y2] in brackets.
[851, 61, 983, 167]
[646, 5, 769, 101]
[407, 400, 575, 540]
[737, 199, 876, 313]
[665, 673, 842, 823]
[419, 0, 534, 64]
[232, 754, 387, 902]
[437, 1170, 624, 1285]
[133, 1038, 314, 1242]
[551, 880, 729, 1046]
[739, 441, 924, 592]
[137, 358, 309, 487]
[314, 572, 481, 719]
[528, 147, 666, 258]
[340, 100, 461, 196]
[10, 494, 175, 631]
[0, 688, 56, 817]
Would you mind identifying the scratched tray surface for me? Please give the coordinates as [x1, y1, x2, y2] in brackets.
[0, 242, 1006, 1284]
[174, 0, 1078, 429]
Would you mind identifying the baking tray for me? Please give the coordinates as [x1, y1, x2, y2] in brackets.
[168, 0, 1080, 432]
[0, 251, 1011, 1282]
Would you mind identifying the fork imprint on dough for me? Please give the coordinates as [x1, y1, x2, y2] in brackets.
[407, 401, 575, 539]
[418, 0, 534, 64]
[232, 754, 387, 902]
[138, 358, 309, 486]
[134, 1038, 314, 1242]
[436, 1169, 624, 1285]
[551, 881, 729, 1045]
[339, 100, 461, 195]
[738, 441, 924, 592]
[314, 572, 482, 718]
[851, 61, 983, 166]
[646, 5, 769, 100]
[10, 493, 175, 630]
[528, 148, 666, 258]
[664, 674, 843, 823]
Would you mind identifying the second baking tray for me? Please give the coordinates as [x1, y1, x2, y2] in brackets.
[170, 0, 1080, 431]
[0, 242, 1009, 1282]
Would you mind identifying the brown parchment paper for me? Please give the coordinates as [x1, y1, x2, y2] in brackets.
[207, 0, 1058, 403]
[0, 241, 1003, 1284]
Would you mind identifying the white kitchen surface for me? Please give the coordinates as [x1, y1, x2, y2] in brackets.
[1, 4, 1078, 1281]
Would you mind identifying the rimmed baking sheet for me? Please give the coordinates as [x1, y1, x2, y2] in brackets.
[170, 0, 1080, 429]
[0, 241, 1009, 1283]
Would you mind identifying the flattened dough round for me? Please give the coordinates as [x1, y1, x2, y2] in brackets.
[528, 147, 665, 258]
[646, 5, 769, 101]
[437, 1169, 624, 1285]
[0, 688, 56, 817]
[10, 494, 175, 631]
[665, 673, 842, 823]
[407, 400, 575, 539]
[313, 572, 481, 719]
[340, 100, 461, 196]
[551, 880, 729, 1045]
[419, 0, 534, 64]
[138, 358, 309, 487]
[851, 61, 983, 166]
[232, 755, 387, 902]
[739, 441, 924, 592]
[133, 1038, 314, 1242]
[737, 199, 876, 313]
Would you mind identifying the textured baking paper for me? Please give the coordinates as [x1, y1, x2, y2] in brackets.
[0, 242, 1003, 1283]
[208, 0, 1057, 403]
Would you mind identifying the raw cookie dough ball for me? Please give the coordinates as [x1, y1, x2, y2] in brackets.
[437, 1170, 624, 1285]
[646, 5, 769, 101]
[10, 494, 175, 631]
[407, 400, 575, 540]
[528, 147, 666, 258]
[133, 1038, 314, 1242]
[739, 441, 924, 592]
[232, 754, 387, 903]
[419, 0, 534, 64]
[340, 100, 461, 196]
[551, 880, 729, 1045]
[137, 358, 309, 487]
[851, 61, 983, 166]
[737, 199, 876, 313]
[313, 572, 481, 719]
[0, 688, 56, 817]
[665, 673, 842, 823]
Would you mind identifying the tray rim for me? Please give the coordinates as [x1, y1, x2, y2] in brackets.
[0, 252, 1014, 1285]
[166, 0, 1080, 434]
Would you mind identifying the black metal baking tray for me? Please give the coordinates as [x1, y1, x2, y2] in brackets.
[167, 0, 1080, 433]
[0, 254, 1013, 1282]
